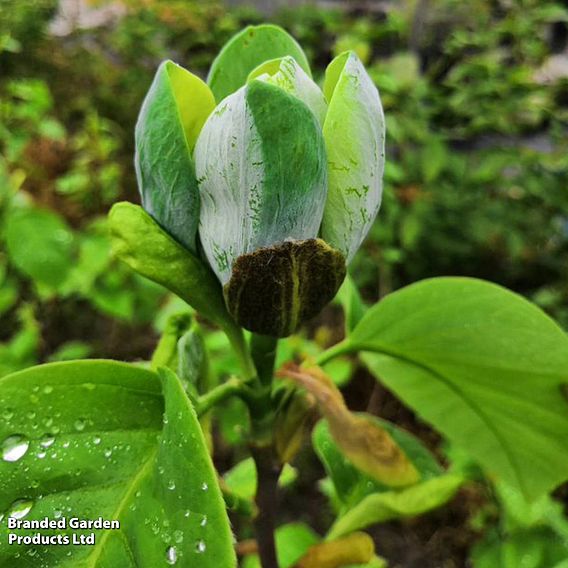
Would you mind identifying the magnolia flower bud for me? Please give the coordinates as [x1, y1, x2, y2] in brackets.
[131, 25, 385, 337]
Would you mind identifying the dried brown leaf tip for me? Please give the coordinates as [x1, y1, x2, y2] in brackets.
[277, 363, 420, 487]
[293, 531, 375, 568]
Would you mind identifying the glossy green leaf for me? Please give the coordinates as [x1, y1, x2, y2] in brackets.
[208, 25, 311, 103]
[195, 80, 327, 285]
[336, 277, 568, 501]
[135, 60, 215, 253]
[321, 51, 385, 262]
[4, 206, 75, 289]
[108, 202, 233, 331]
[0, 361, 235, 567]
[248, 56, 327, 125]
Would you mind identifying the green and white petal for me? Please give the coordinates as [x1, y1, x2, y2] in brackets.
[207, 24, 311, 103]
[194, 80, 327, 285]
[248, 56, 327, 126]
[321, 51, 385, 262]
[135, 60, 215, 253]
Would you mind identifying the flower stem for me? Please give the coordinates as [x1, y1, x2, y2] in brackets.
[249, 333, 281, 568]
[251, 445, 282, 568]
[223, 322, 257, 380]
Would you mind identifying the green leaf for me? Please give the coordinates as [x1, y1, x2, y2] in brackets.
[471, 528, 568, 568]
[4, 206, 75, 289]
[321, 51, 385, 262]
[327, 474, 464, 540]
[135, 60, 215, 253]
[312, 417, 445, 509]
[195, 80, 328, 286]
[0, 361, 235, 567]
[208, 24, 311, 103]
[223, 457, 297, 501]
[339, 277, 568, 501]
[108, 202, 233, 331]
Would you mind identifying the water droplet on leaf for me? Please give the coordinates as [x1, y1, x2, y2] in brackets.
[2, 435, 30, 462]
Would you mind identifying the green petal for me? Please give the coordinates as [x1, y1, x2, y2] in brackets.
[248, 56, 327, 126]
[195, 80, 327, 285]
[321, 51, 385, 262]
[208, 24, 311, 102]
[135, 60, 215, 253]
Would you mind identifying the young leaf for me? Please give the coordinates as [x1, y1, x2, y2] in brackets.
[326, 474, 464, 540]
[278, 364, 419, 487]
[135, 61, 215, 253]
[150, 312, 192, 371]
[108, 202, 234, 332]
[223, 457, 297, 501]
[312, 417, 444, 509]
[0, 361, 235, 567]
[293, 532, 375, 568]
[336, 277, 568, 501]
[208, 25, 311, 102]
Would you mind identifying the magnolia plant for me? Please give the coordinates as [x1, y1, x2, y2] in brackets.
[1, 24, 568, 568]
[131, 31, 384, 338]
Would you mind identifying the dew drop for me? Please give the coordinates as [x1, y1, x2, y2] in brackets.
[2, 409, 14, 421]
[184, 510, 190, 518]
[8, 499, 33, 520]
[174, 530, 184, 544]
[40, 435, 55, 448]
[195, 539, 206, 554]
[165, 546, 177, 565]
[201, 482, 208, 492]
[43, 386, 53, 394]
[93, 436, 101, 446]
[2, 435, 30, 462]
[104, 449, 112, 458]
[74, 419, 86, 432]
[167, 480, 176, 491]
[200, 515, 207, 527]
